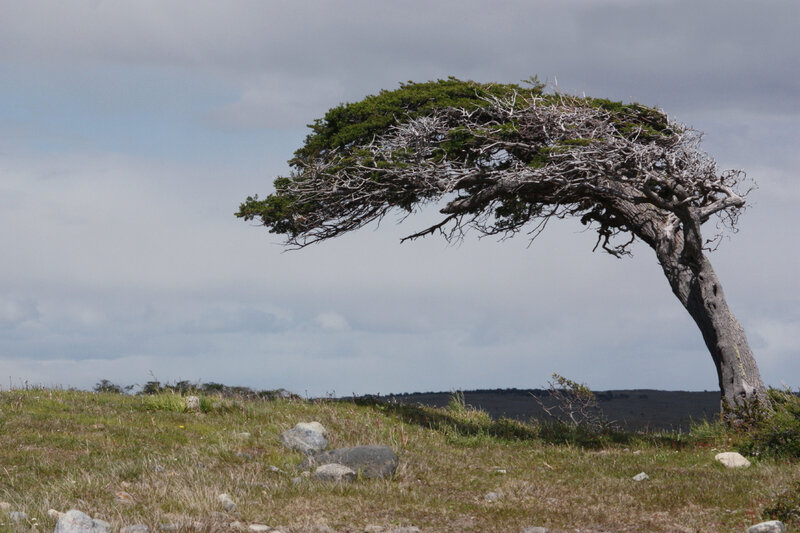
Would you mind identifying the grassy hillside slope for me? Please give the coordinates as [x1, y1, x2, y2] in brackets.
[0, 390, 796, 532]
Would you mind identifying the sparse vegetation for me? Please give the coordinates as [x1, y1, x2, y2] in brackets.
[0, 385, 798, 532]
[762, 480, 800, 525]
[534, 373, 617, 433]
[735, 388, 800, 461]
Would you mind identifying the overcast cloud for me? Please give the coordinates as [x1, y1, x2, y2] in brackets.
[0, 0, 798, 395]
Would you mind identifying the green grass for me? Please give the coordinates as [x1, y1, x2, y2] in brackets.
[0, 389, 797, 533]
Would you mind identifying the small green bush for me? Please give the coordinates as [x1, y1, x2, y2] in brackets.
[535, 373, 616, 433]
[444, 390, 493, 427]
[741, 388, 800, 459]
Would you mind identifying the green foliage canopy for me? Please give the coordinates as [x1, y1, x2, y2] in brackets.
[237, 77, 747, 262]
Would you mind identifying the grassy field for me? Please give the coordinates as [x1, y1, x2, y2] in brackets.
[0, 389, 796, 533]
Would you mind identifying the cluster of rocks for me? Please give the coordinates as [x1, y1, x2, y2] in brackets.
[280, 422, 399, 483]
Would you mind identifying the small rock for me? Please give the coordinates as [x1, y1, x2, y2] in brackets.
[493, 468, 508, 475]
[715, 451, 751, 468]
[121, 526, 150, 533]
[747, 521, 786, 533]
[185, 395, 200, 411]
[158, 524, 177, 532]
[48, 509, 64, 519]
[54, 510, 109, 533]
[153, 464, 165, 473]
[8, 511, 29, 522]
[235, 451, 254, 460]
[280, 422, 328, 455]
[301, 445, 398, 479]
[218, 493, 237, 512]
[632, 472, 649, 481]
[314, 463, 356, 483]
[632, 450, 643, 455]
[484, 491, 503, 502]
[248, 525, 271, 532]
[386, 528, 420, 533]
[229, 521, 246, 530]
[520, 528, 549, 533]
[266, 465, 286, 475]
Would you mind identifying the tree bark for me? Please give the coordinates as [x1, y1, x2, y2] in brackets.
[654, 229, 769, 419]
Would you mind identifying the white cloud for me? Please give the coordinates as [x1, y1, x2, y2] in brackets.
[315, 312, 350, 332]
[0, 298, 39, 328]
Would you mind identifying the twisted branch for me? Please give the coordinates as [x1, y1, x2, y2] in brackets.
[273, 93, 751, 255]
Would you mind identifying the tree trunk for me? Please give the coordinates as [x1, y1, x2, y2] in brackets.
[604, 193, 769, 421]
[657, 248, 769, 420]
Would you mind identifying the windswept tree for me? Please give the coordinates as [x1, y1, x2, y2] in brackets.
[237, 78, 768, 419]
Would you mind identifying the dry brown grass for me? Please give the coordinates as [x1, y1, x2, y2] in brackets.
[0, 389, 796, 532]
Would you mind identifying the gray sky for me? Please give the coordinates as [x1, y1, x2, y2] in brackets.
[1, 0, 798, 395]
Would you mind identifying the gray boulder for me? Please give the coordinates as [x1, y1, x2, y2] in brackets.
[184, 395, 200, 411]
[54, 510, 109, 533]
[302, 445, 398, 479]
[313, 463, 356, 483]
[747, 521, 786, 533]
[715, 451, 751, 468]
[280, 422, 328, 455]
[520, 528, 548, 533]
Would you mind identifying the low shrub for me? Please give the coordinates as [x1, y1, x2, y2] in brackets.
[533, 373, 618, 433]
[740, 388, 800, 459]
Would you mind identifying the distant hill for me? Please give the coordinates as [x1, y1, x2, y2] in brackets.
[361, 389, 721, 432]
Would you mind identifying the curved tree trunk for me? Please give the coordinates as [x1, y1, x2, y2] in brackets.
[661, 254, 767, 409]
[653, 222, 769, 420]
[606, 192, 769, 421]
